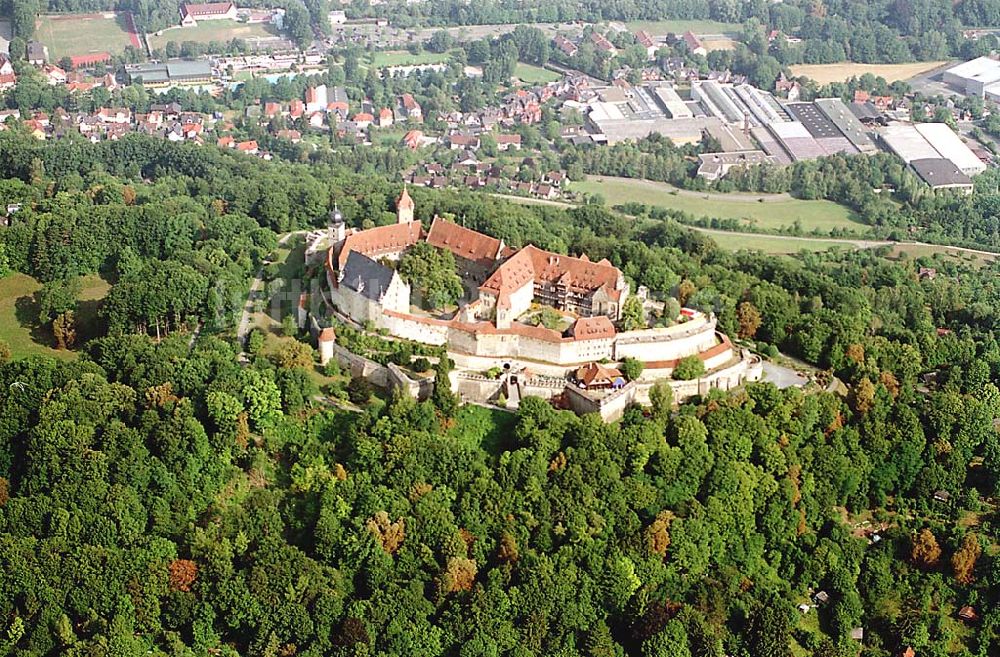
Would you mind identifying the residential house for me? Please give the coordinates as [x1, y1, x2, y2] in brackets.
[353, 112, 374, 128]
[377, 107, 394, 127]
[553, 35, 578, 57]
[217, 135, 235, 148]
[399, 93, 422, 121]
[590, 32, 618, 57]
[496, 133, 522, 151]
[682, 31, 707, 56]
[277, 128, 301, 143]
[97, 108, 131, 124]
[305, 84, 328, 112]
[27, 41, 48, 66]
[402, 129, 423, 149]
[41, 64, 67, 86]
[289, 99, 305, 119]
[264, 101, 283, 118]
[634, 30, 658, 60]
[235, 140, 259, 154]
[448, 133, 480, 150]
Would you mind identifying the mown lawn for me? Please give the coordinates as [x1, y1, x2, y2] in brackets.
[0, 273, 110, 360]
[705, 232, 861, 254]
[574, 176, 864, 234]
[366, 50, 455, 68]
[514, 62, 560, 84]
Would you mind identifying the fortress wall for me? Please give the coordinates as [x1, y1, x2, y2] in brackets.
[383, 313, 449, 345]
[614, 320, 719, 361]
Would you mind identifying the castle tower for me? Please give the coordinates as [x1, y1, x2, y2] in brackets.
[396, 185, 415, 224]
[329, 204, 345, 244]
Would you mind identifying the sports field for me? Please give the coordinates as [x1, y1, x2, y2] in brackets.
[789, 61, 948, 84]
[35, 13, 139, 61]
[148, 20, 279, 50]
[574, 176, 864, 233]
[514, 63, 560, 84]
[0, 273, 110, 360]
[366, 50, 454, 68]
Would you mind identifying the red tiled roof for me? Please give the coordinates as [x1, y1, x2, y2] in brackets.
[401, 93, 419, 110]
[568, 315, 615, 341]
[182, 2, 234, 17]
[236, 140, 258, 151]
[353, 112, 374, 122]
[635, 30, 655, 48]
[337, 221, 423, 269]
[575, 362, 623, 387]
[426, 216, 503, 264]
[318, 327, 335, 342]
[682, 31, 703, 51]
[397, 186, 414, 210]
[496, 134, 521, 144]
[480, 248, 535, 310]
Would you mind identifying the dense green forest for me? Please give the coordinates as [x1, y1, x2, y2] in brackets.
[0, 128, 999, 656]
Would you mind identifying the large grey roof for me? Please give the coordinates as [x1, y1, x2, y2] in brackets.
[910, 158, 972, 188]
[341, 250, 396, 301]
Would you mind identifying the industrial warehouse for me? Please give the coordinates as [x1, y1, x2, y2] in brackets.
[583, 75, 985, 191]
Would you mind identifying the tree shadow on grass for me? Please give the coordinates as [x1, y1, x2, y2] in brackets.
[76, 298, 105, 343]
[13, 294, 54, 350]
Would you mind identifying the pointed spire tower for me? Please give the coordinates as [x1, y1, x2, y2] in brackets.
[396, 184, 415, 224]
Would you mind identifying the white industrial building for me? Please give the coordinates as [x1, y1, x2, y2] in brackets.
[942, 57, 1000, 99]
[879, 124, 943, 162]
[879, 122, 984, 188]
[914, 122, 986, 176]
[651, 85, 693, 119]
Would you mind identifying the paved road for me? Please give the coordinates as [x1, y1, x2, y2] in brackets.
[236, 230, 305, 356]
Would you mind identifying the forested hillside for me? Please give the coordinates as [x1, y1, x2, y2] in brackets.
[0, 129, 998, 656]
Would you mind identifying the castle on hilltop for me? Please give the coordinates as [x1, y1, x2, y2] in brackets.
[319, 189, 761, 418]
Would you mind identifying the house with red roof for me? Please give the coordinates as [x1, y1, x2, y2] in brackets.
[235, 139, 258, 154]
[377, 107, 394, 127]
[402, 129, 423, 150]
[398, 93, 422, 121]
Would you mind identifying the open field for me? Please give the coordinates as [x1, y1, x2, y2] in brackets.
[704, 232, 865, 254]
[148, 20, 279, 50]
[574, 176, 864, 233]
[35, 13, 137, 60]
[888, 242, 998, 266]
[625, 19, 741, 35]
[0, 273, 110, 360]
[789, 61, 948, 84]
[704, 37, 738, 52]
[366, 50, 454, 68]
[514, 62, 561, 84]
